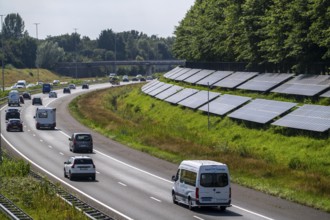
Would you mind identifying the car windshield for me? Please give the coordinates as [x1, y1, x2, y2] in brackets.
[74, 159, 93, 164]
[76, 134, 91, 141]
[200, 173, 228, 187]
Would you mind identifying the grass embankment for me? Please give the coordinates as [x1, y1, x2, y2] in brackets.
[0, 155, 88, 219]
[69, 84, 330, 212]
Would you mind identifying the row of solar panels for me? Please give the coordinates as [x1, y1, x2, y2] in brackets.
[141, 80, 330, 132]
[163, 67, 330, 97]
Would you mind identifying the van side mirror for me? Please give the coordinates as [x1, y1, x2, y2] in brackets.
[69, 138, 72, 141]
[172, 175, 178, 181]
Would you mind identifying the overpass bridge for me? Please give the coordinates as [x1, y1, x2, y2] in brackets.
[55, 60, 186, 76]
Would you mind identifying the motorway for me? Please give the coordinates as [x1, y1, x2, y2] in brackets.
[1, 82, 329, 220]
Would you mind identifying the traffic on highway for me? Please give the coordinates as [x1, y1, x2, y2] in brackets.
[1, 82, 329, 220]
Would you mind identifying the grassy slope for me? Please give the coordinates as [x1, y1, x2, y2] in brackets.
[69, 84, 330, 212]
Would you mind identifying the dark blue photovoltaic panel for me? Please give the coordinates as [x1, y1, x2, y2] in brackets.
[320, 90, 330, 98]
[141, 79, 160, 92]
[174, 69, 201, 81]
[163, 66, 182, 78]
[228, 99, 297, 124]
[155, 85, 183, 100]
[271, 74, 330, 96]
[214, 72, 259, 88]
[272, 104, 330, 132]
[178, 91, 220, 109]
[184, 69, 216, 84]
[167, 68, 192, 80]
[143, 82, 165, 94]
[148, 83, 173, 96]
[199, 94, 252, 116]
[196, 71, 233, 86]
[237, 73, 294, 92]
[164, 88, 199, 104]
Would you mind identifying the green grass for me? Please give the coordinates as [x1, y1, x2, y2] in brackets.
[0, 155, 89, 219]
[69, 84, 330, 212]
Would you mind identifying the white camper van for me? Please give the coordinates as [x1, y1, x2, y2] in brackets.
[8, 90, 20, 106]
[171, 160, 231, 211]
[34, 107, 56, 129]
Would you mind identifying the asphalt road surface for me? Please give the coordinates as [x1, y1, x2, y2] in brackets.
[1, 82, 329, 220]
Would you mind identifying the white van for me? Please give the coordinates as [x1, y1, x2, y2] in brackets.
[16, 80, 27, 88]
[8, 90, 20, 106]
[171, 160, 231, 211]
[34, 107, 56, 129]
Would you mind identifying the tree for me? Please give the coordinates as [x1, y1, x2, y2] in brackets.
[3, 13, 26, 39]
[36, 41, 65, 69]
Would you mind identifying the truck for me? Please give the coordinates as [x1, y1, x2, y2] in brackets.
[8, 90, 21, 106]
[34, 107, 56, 130]
[42, 83, 52, 93]
[171, 160, 231, 211]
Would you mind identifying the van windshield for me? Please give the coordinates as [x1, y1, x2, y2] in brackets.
[200, 173, 228, 187]
[76, 134, 91, 141]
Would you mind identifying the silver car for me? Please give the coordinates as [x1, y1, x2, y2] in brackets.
[69, 133, 93, 153]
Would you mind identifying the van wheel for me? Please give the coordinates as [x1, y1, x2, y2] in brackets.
[188, 198, 194, 210]
[64, 169, 67, 178]
[172, 191, 177, 204]
[220, 206, 226, 211]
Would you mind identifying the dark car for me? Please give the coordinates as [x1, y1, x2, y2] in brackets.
[6, 118, 23, 132]
[82, 83, 89, 89]
[22, 92, 31, 100]
[32, 97, 43, 105]
[69, 133, 93, 153]
[139, 77, 146, 82]
[5, 108, 20, 120]
[63, 87, 71, 94]
[109, 77, 120, 85]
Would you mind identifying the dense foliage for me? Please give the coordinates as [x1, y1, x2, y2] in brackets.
[173, 0, 330, 73]
[0, 13, 175, 74]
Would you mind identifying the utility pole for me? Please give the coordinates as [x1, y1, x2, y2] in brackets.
[1, 14, 5, 92]
[34, 23, 40, 83]
[74, 28, 78, 79]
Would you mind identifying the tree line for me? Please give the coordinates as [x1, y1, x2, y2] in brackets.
[173, 0, 330, 74]
[0, 13, 175, 75]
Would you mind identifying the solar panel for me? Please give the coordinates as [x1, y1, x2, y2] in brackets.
[271, 74, 330, 96]
[213, 72, 259, 88]
[167, 68, 192, 80]
[148, 83, 173, 96]
[228, 99, 297, 124]
[199, 94, 252, 116]
[237, 73, 294, 92]
[272, 104, 330, 132]
[164, 88, 199, 104]
[173, 69, 201, 81]
[320, 90, 330, 98]
[143, 82, 165, 94]
[196, 71, 233, 86]
[141, 80, 160, 92]
[163, 66, 181, 78]
[155, 85, 184, 100]
[184, 69, 216, 84]
[178, 91, 220, 109]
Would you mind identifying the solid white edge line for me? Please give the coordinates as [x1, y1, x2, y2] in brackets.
[150, 197, 161, 203]
[232, 205, 275, 220]
[193, 216, 204, 220]
[0, 134, 134, 220]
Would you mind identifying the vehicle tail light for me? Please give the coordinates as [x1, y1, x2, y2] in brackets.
[196, 187, 199, 200]
[229, 187, 231, 198]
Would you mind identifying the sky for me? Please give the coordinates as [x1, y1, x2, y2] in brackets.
[0, 0, 195, 40]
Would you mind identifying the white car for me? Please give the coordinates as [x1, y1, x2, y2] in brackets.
[64, 156, 96, 180]
[49, 91, 57, 98]
[69, 84, 76, 89]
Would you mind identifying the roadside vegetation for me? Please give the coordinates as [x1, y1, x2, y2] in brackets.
[69, 83, 330, 212]
[0, 153, 88, 219]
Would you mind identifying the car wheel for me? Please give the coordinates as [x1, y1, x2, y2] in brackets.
[172, 191, 177, 204]
[64, 169, 67, 178]
[20, 128, 23, 132]
[91, 174, 96, 181]
[188, 198, 194, 211]
[220, 206, 226, 211]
